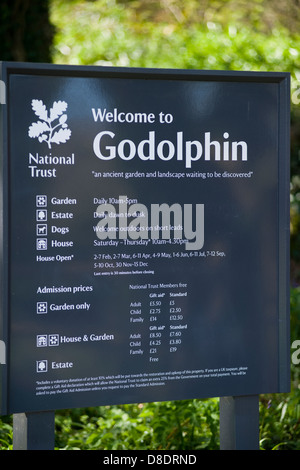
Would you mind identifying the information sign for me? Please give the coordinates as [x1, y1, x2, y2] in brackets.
[0, 63, 290, 414]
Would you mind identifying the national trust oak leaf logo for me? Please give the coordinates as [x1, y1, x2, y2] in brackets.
[28, 99, 71, 149]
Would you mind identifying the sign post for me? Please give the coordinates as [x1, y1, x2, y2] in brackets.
[13, 411, 55, 450]
[219, 395, 260, 450]
[0, 63, 290, 449]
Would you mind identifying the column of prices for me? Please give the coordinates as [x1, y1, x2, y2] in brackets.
[127, 282, 188, 362]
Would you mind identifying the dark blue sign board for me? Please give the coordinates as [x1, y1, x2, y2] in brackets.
[0, 63, 290, 415]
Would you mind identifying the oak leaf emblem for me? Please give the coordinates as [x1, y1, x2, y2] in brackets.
[28, 99, 71, 149]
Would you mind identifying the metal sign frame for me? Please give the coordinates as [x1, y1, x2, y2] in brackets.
[0, 62, 290, 418]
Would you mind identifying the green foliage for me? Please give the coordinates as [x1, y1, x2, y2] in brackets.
[54, 399, 220, 450]
[259, 362, 300, 448]
[0, 415, 13, 450]
[51, 0, 300, 74]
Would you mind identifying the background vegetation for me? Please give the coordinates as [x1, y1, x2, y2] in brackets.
[1, 0, 300, 450]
